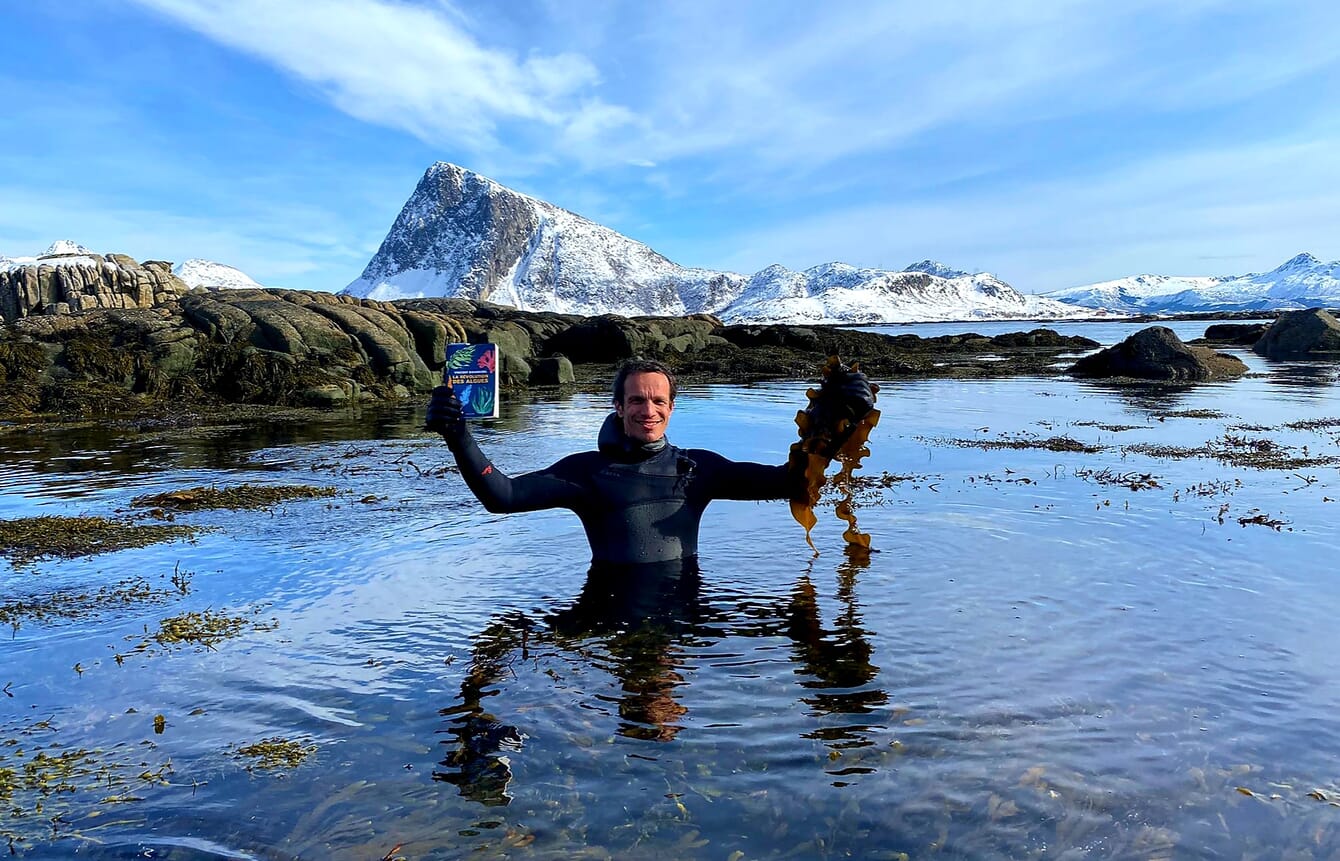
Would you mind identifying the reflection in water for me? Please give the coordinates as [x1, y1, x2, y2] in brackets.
[1074, 380, 1199, 415]
[1262, 358, 1340, 389]
[434, 554, 884, 805]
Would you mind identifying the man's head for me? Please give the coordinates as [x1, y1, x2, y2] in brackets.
[612, 359, 677, 444]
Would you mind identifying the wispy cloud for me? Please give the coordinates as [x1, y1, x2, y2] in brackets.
[130, 0, 636, 157]
[130, 0, 1340, 186]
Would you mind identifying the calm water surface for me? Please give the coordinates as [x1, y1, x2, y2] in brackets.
[2, 323, 1339, 859]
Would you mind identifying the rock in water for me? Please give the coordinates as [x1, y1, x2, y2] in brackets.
[1202, 322, 1269, 345]
[1251, 308, 1340, 359]
[1067, 326, 1247, 381]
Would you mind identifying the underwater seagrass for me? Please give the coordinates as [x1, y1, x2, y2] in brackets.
[788, 356, 881, 553]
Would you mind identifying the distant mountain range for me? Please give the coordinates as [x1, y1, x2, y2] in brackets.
[1041, 253, 1340, 314]
[341, 162, 1087, 324]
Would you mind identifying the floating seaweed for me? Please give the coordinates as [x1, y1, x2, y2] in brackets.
[149, 608, 279, 650]
[929, 434, 1103, 454]
[0, 516, 198, 566]
[130, 483, 337, 512]
[788, 356, 881, 553]
[233, 737, 317, 772]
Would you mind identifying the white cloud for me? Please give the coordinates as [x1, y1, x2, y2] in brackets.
[130, 0, 630, 153]
[125, 0, 1340, 179]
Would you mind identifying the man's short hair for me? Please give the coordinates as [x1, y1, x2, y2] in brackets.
[612, 359, 678, 404]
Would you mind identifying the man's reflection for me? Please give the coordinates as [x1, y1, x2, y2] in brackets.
[433, 553, 884, 805]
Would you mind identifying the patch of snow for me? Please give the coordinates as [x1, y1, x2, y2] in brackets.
[173, 258, 264, 290]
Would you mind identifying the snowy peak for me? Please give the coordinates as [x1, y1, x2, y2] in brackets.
[1271, 252, 1321, 273]
[43, 239, 96, 256]
[1043, 253, 1340, 313]
[173, 258, 264, 290]
[904, 259, 970, 279]
[344, 161, 726, 315]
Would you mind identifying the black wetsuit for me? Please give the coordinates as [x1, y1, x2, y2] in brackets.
[447, 414, 792, 565]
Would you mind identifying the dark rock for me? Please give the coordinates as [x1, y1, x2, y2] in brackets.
[529, 355, 575, 385]
[543, 315, 652, 363]
[1203, 323, 1268, 345]
[1251, 308, 1340, 359]
[1067, 326, 1247, 381]
[719, 325, 822, 352]
[990, 328, 1100, 349]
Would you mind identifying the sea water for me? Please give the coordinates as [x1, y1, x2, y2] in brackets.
[1, 323, 1338, 859]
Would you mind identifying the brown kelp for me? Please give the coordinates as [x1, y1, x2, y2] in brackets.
[788, 356, 881, 553]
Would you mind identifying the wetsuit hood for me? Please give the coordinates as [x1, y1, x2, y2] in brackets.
[598, 411, 668, 461]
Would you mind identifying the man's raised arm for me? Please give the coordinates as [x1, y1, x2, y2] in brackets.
[425, 385, 579, 514]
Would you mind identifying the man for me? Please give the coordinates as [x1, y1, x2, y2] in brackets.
[425, 358, 874, 566]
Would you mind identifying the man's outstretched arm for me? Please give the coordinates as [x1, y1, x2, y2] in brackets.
[695, 368, 878, 501]
[426, 386, 581, 514]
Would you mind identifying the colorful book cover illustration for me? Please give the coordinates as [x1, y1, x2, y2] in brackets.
[445, 343, 500, 419]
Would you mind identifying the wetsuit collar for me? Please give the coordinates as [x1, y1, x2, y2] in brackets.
[598, 411, 668, 460]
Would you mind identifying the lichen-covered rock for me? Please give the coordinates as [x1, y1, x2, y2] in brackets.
[1068, 326, 1247, 381]
[1252, 308, 1340, 359]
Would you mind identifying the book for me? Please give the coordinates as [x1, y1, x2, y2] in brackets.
[444, 342, 500, 419]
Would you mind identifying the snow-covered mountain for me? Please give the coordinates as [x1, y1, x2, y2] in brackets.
[1044, 253, 1340, 314]
[717, 262, 1085, 323]
[343, 162, 1093, 323]
[173, 258, 264, 290]
[344, 162, 745, 317]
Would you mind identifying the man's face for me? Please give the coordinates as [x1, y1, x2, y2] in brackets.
[617, 371, 675, 444]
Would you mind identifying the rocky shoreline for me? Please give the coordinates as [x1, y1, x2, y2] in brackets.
[0, 285, 1103, 423]
[2, 281, 1337, 426]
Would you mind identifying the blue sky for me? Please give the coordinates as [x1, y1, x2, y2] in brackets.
[2, 0, 1339, 294]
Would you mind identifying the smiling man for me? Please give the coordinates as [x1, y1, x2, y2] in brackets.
[426, 358, 874, 566]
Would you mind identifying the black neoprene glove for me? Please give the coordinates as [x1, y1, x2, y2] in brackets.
[827, 369, 876, 421]
[425, 385, 466, 441]
[804, 368, 878, 459]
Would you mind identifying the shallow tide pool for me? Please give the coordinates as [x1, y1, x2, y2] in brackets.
[2, 333, 1339, 860]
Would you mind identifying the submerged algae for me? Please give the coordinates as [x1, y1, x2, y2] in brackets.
[0, 515, 198, 566]
[0, 572, 190, 632]
[233, 737, 317, 772]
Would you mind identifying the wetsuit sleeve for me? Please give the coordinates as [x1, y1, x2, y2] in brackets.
[447, 427, 585, 514]
[688, 449, 793, 501]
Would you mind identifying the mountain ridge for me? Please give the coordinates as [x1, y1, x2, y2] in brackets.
[1042, 253, 1340, 314]
[341, 162, 1090, 324]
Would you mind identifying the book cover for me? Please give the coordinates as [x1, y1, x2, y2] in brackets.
[445, 343, 500, 419]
